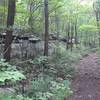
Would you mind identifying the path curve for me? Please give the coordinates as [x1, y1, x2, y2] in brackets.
[68, 52, 100, 100]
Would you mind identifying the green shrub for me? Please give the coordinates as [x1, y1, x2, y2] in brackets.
[0, 59, 25, 85]
[29, 76, 73, 100]
[0, 93, 32, 100]
[0, 93, 12, 100]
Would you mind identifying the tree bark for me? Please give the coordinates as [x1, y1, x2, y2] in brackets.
[4, 0, 16, 61]
[95, 12, 100, 46]
[44, 0, 49, 56]
[93, 1, 100, 47]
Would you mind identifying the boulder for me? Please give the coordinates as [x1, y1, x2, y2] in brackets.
[0, 88, 15, 95]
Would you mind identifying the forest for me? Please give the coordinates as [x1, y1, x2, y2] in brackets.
[0, 0, 100, 100]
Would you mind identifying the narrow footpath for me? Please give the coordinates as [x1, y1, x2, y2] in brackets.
[68, 52, 100, 100]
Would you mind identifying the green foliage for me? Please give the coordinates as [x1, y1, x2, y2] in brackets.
[30, 56, 48, 66]
[0, 93, 12, 100]
[79, 24, 98, 33]
[29, 76, 72, 100]
[29, 56, 50, 76]
[15, 95, 32, 100]
[0, 59, 25, 84]
[31, 76, 52, 93]
[29, 54, 75, 78]
[93, 0, 100, 11]
[50, 80, 73, 100]
[0, 93, 32, 100]
[1, 0, 100, 100]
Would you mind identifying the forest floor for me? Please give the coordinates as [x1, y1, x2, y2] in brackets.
[67, 52, 100, 100]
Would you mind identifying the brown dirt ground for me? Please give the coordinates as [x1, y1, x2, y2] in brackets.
[67, 52, 100, 100]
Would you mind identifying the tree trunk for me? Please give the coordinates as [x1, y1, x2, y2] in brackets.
[93, 1, 100, 47]
[4, 0, 16, 61]
[71, 23, 74, 51]
[96, 12, 100, 46]
[44, 0, 49, 56]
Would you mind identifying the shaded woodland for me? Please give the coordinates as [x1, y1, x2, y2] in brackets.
[0, 0, 100, 100]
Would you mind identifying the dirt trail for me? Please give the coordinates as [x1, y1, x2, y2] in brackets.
[68, 52, 100, 100]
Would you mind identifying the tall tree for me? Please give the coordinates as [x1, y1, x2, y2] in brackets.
[93, 0, 100, 46]
[44, 0, 49, 56]
[4, 0, 16, 61]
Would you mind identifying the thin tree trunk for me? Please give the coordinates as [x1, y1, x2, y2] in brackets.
[93, 1, 100, 47]
[75, 19, 78, 45]
[55, 11, 60, 42]
[95, 12, 100, 46]
[66, 24, 70, 49]
[71, 24, 74, 51]
[44, 0, 49, 56]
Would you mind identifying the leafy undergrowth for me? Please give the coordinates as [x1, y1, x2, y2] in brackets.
[0, 59, 25, 85]
[0, 46, 99, 100]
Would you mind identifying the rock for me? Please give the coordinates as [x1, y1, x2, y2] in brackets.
[0, 88, 15, 95]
